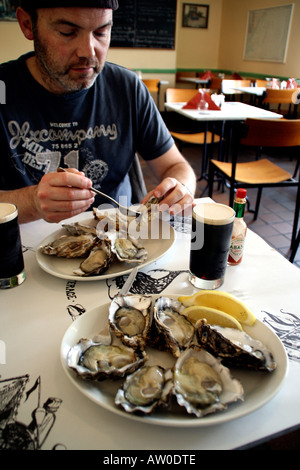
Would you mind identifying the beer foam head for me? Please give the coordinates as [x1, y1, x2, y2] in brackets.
[0, 203, 17, 224]
[193, 203, 235, 225]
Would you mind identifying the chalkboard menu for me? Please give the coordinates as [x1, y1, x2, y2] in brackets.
[111, 0, 177, 49]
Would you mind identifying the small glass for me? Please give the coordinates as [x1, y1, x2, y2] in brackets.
[189, 203, 235, 290]
[0, 203, 25, 289]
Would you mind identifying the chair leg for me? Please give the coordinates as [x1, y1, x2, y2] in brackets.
[254, 187, 263, 220]
[208, 161, 215, 198]
[289, 228, 300, 263]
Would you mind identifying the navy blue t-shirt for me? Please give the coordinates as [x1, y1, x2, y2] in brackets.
[0, 53, 173, 207]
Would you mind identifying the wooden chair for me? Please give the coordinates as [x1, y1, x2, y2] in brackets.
[162, 88, 221, 181]
[221, 79, 252, 100]
[208, 76, 223, 93]
[142, 79, 161, 107]
[164, 88, 221, 147]
[262, 88, 300, 118]
[208, 118, 300, 251]
[255, 79, 268, 87]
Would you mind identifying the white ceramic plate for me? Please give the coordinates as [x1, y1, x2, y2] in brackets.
[36, 216, 175, 281]
[60, 295, 288, 427]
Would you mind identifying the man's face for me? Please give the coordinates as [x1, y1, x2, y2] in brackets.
[31, 8, 113, 94]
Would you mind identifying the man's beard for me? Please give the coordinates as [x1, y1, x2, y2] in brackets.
[33, 35, 103, 94]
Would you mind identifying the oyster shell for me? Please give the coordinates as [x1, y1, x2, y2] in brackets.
[196, 320, 277, 372]
[62, 222, 97, 236]
[40, 233, 96, 258]
[109, 294, 152, 349]
[152, 297, 195, 357]
[67, 337, 147, 380]
[75, 239, 112, 276]
[143, 195, 163, 221]
[173, 347, 244, 418]
[115, 365, 173, 414]
[112, 237, 148, 264]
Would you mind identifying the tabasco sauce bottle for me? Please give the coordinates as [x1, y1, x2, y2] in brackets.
[228, 188, 247, 265]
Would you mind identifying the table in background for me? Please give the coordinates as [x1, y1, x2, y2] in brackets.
[1, 199, 300, 450]
[165, 101, 283, 185]
[177, 77, 210, 89]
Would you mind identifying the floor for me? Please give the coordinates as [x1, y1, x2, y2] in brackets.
[139, 141, 300, 269]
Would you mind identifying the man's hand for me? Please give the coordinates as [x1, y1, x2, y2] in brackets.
[34, 168, 95, 223]
[141, 177, 194, 215]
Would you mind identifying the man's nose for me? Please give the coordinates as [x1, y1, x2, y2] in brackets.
[76, 33, 96, 59]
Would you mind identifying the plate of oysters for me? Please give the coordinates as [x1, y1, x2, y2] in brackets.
[36, 204, 176, 281]
[60, 292, 288, 427]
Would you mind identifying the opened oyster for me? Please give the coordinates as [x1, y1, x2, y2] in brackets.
[74, 239, 112, 276]
[152, 297, 195, 357]
[115, 365, 173, 414]
[62, 222, 97, 236]
[112, 236, 148, 264]
[173, 347, 244, 418]
[67, 337, 147, 380]
[196, 320, 277, 372]
[40, 233, 96, 258]
[109, 294, 152, 349]
[144, 195, 163, 220]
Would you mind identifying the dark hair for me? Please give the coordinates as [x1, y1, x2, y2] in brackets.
[20, 0, 119, 11]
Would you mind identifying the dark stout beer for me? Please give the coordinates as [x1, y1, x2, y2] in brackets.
[0, 204, 25, 288]
[189, 203, 235, 289]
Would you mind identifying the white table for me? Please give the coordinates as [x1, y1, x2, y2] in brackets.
[165, 101, 282, 121]
[1, 199, 300, 451]
[233, 86, 266, 96]
[165, 101, 283, 187]
[178, 77, 210, 88]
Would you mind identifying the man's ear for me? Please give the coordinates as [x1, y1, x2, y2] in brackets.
[16, 7, 34, 41]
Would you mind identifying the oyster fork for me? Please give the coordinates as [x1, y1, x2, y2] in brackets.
[57, 167, 142, 217]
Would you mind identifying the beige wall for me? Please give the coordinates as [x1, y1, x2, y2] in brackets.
[219, 0, 300, 79]
[0, 0, 299, 80]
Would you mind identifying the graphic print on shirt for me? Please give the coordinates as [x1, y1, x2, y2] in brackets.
[7, 119, 117, 188]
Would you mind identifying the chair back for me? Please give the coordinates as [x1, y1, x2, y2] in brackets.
[165, 88, 199, 103]
[241, 118, 300, 148]
[262, 88, 298, 105]
[209, 76, 223, 93]
[255, 79, 268, 87]
[142, 79, 160, 92]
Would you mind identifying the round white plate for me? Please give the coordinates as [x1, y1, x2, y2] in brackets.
[60, 295, 288, 427]
[36, 216, 175, 281]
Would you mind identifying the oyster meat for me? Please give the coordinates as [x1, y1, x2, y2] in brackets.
[62, 222, 97, 236]
[173, 347, 244, 418]
[112, 237, 148, 264]
[67, 337, 147, 380]
[109, 294, 152, 349]
[40, 233, 96, 258]
[196, 320, 277, 372]
[153, 297, 195, 357]
[75, 239, 112, 276]
[115, 365, 173, 414]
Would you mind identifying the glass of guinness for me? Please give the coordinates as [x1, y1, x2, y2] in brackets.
[189, 203, 235, 289]
[0, 203, 25, 289]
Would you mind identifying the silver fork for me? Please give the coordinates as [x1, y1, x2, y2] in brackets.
[57, 167, 142, 218]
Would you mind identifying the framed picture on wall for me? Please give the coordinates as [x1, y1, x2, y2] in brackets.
[182, 4, 209, 29]
[243, 4, 294, 63]
[0, 1, 21, 21]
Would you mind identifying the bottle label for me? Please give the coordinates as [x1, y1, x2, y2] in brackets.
[229, 236, 245, 262]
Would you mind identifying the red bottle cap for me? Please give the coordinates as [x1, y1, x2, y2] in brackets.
[236, 188, 247, 198]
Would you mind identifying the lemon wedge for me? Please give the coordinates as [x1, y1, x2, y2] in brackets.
[178, 290, 256, 326]
[181, 305, 243, 330]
